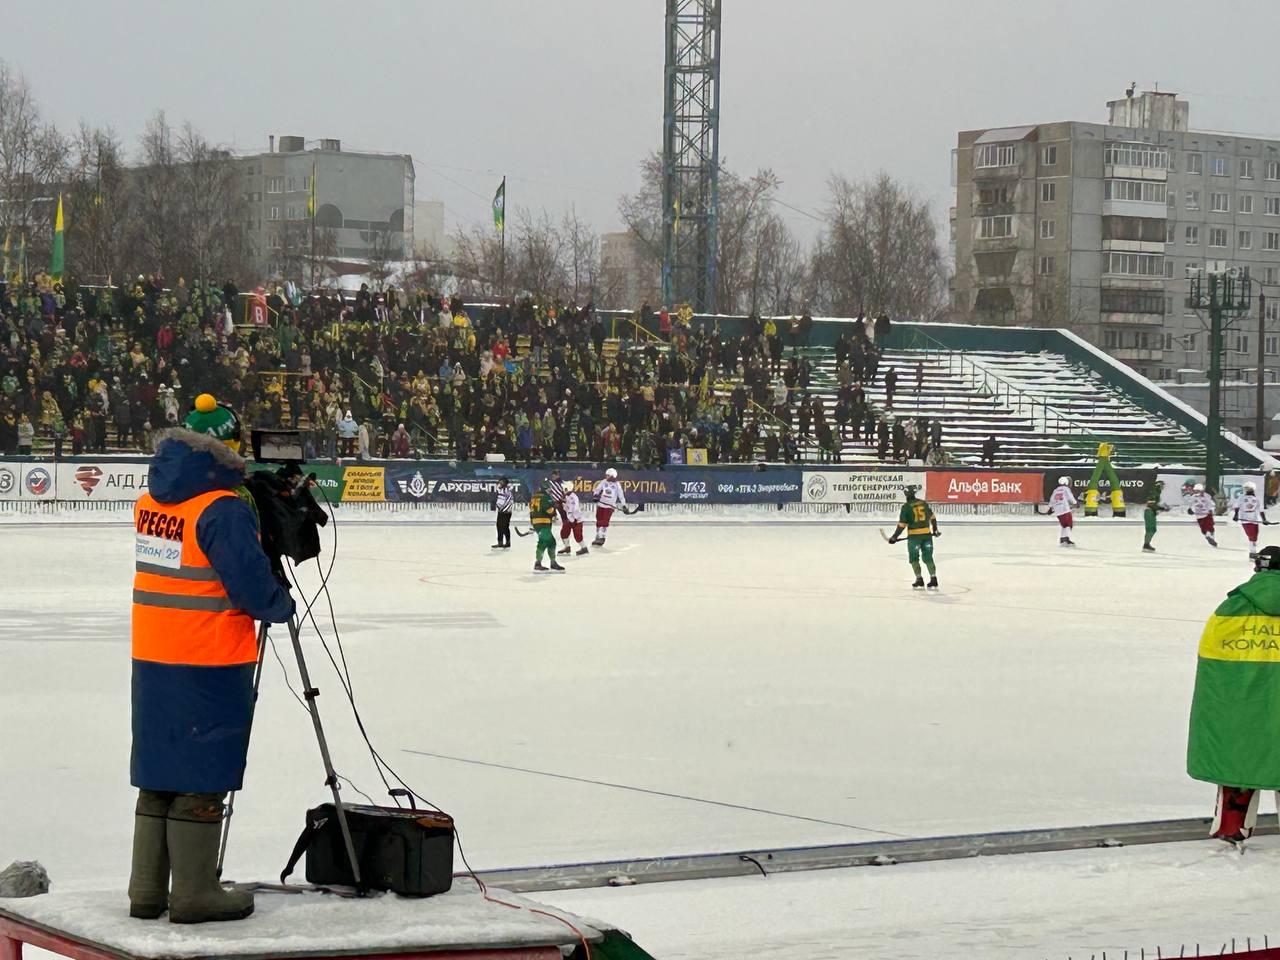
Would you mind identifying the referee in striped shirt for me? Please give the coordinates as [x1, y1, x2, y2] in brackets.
[492, 477, 514, 548]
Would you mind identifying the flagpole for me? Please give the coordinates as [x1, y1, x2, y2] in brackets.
[498, 174, 506, 301]
[309, 159, 317, 290]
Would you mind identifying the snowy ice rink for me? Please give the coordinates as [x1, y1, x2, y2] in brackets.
[0, 513, 1270, 956]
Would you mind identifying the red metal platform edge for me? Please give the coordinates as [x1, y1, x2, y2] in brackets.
[0, 916, 561, 960]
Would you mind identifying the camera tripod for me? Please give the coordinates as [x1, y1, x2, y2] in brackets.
[217, 612, 362, 888]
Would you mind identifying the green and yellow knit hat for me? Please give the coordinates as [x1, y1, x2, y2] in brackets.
[185, 393, 242, 452]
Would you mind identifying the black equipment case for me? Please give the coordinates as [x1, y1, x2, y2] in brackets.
[282, 802, 455, 897]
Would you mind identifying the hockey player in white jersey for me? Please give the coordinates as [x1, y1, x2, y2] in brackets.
[1232, 481, 1268, 558]
[1049, 476, 1078, 546]
[1188, 483, 1218, 547]
[592, 467, 627, 547]
[557, 486, 589, 556]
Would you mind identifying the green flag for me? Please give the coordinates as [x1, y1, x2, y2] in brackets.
[492, 177, 505, 233]
[50, 194, 65, 280]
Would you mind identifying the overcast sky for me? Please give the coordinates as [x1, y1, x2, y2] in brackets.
[10, 0, 1280, 242]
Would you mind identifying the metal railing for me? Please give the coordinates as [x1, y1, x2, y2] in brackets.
[897, 328, 1106, 439]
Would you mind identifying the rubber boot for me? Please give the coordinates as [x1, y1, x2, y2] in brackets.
[167, 795, 254, 924]
[128, 790, 171, 919]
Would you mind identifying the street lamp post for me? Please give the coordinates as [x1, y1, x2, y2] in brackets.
[1190, 270, 1253, 491]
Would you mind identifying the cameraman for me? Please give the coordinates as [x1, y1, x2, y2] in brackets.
[129, 394, 293, 924]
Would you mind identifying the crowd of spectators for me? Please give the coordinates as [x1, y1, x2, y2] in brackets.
[0, 273, 949, 468]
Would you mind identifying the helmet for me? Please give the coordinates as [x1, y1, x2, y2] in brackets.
[605, 468, 618, 479]
[1194, 483, 1205, 493]
[1256, 545, 1280, 572]
[1057, 476, 1071, 486]
[903, 485, 918, 499]
[1245, 481, 1257, 493]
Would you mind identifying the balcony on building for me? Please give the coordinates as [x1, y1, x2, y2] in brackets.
[1103, 141, 1170, 182]
[1100, 288, 1166, 327]
[1110, 347, 1165, 361]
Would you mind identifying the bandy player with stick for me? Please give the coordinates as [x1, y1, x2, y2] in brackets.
[592, 467, 627, 547]
[557, 484, 589, 557]
[1188, 483, 1218, 548]
[1233, 481, 1268, 559]
[1049, 476, 1078, 546]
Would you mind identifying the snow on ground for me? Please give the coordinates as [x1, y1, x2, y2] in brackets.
[546, 837, 1280, 960]
[0, 516, 1267, 954]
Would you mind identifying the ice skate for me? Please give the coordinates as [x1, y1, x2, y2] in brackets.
[549, 560, 566, 572]
[557, 544, 571, 555]
[576, 547, 590, 556]
[1207, 536, 1218, 547]
[491, 543, 503, 549]
[926, 577, 938, 590]
[1142, 543, 1156, 552]
[533, 561, 547, 572]
[592, 536, 605, 547]
[1061, 538, 1075, 547]
[912, 576, 925, 589]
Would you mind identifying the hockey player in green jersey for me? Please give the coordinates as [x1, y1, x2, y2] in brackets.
[530, 481, 565, 572]
[887, 485, 940, 589]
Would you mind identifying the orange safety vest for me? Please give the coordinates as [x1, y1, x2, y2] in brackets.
[132, 489, 257, 667]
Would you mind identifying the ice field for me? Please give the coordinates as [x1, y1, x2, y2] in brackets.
[1, 513, 1275, 956]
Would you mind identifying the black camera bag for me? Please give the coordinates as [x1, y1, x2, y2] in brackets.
[281, 802, 455, 897]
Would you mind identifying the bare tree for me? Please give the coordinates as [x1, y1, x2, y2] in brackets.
[131, 111, 182, 280]
[0, 60, 68, 268]
[65, 123, 128, 283]
[808, 172, 945, 320]
[617, 154, 803, 313]
[177, 123, 248, 283]
[561, 206, 600, 304]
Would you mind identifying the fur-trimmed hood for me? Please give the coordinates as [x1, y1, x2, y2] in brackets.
[148, 428, 247, 504]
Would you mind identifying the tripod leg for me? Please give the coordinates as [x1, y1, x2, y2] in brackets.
[285, 614, 362, 887]
[218, 621, 270, 878]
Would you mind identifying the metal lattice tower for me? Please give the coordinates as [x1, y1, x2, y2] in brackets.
[661, 0, 721, 313]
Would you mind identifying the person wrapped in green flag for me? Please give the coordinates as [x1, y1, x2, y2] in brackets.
[1187, 545, 1280, 848]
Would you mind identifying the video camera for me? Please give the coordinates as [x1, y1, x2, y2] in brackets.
[244, 428, 328, 575]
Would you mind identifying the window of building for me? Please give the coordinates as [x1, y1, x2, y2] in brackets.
[1039, 218, 1056, 239]
[1101, 290, 1164, 314]
[977, 215, 1013, 239]
[1237, 334, 1251, 354]
[266, 176, 284, 194]
[1186, 189, 1200, 210]
[1104, 179, 1167, 203]
[1039, 255, 1055, 275]
[1267, 231, 1280, 251]
[1185, 225, 1200, 245]
[1267, 197, 1280, 216]
[1037, 293, 1054, 315]
[1268, 300, 1280, 323]
[1187, 333, 1198, 351]
[1164, 259, 1175, 278]
[269, 233, 282, 250]
[1212, 192, 1231, 212]
[975, 143, 1016, 168]
[1242, 158, 1255, 179]
[1167, 191, 1176, 210]
[1209, 227, 1228, 247]
[1269, 160, 1280, 180]
[1104, 142, 1169, 168]
[1166, 296, 1174, 315]
[269, 205, 280, 221]
[1187, 153, 1204, 174]
[1165, 222, 1176, 244]
[977, 185, 1011, 206]
[1241, 194, 1255, 214]
[1240, 229, 1253, 249]
[1268, 335, 1280, 356]
[1164, 333, 1174, 351]
[1212, 156, 1229, 176]
[1186, 261, 1203, 279]
[1105, 252, 1164, 276]
[1268, 266, 1280, 284]
[1104, 330, 1119, 348]
[1042, 145, 1057, 166]
[1040, 181, 1056, 203]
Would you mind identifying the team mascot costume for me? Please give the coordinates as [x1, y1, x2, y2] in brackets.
[1084, 441, 1125, 517]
